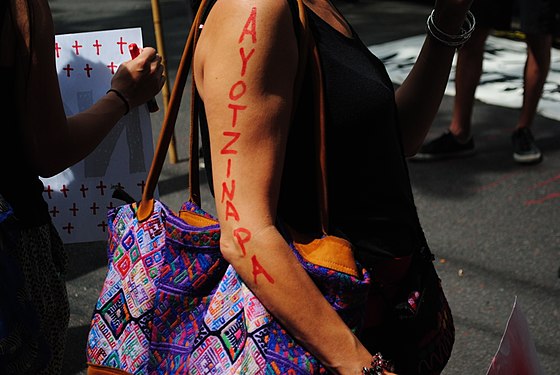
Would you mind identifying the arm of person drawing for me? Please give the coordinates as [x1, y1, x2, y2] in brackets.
[395, 0, 473, 156]
[16, 0, 164, 178]
[193, 1, 379, 374]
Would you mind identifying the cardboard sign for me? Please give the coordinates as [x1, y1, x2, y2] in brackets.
[41, 28, 155, 244]
[486, 297, 545, 375]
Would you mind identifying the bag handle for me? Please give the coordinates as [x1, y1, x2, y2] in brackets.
[310, 35, 329, 235]
[137, 0, 210, 221]
[137, 0, 329, 235]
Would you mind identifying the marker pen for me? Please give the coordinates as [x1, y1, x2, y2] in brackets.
[129, 43, 159, 113]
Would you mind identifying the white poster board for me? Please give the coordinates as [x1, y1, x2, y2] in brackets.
[41, 28, 155, 244]
[486, 296, 544, 375]
[370, 35, 560, 121]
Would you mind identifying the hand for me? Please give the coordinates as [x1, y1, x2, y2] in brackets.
[359, 352, 399, 375]
[432, 0, 474, 34]
[109, 46, 165, 109]
[328, 359, 399, 375]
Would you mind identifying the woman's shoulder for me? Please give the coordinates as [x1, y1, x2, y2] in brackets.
[194, 0, 301, 95]
[200, 0, 299, 30]
[196, 0, 300, 58]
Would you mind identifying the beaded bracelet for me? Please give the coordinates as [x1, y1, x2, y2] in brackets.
[426, 9, 476, 49]
[106, 88, 130, 115]
[362, 352, 395, 375]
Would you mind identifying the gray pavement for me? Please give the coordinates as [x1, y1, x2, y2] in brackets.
[49, 0, 560, 374]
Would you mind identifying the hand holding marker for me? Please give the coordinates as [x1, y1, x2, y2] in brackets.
[129, 43, 159, 113]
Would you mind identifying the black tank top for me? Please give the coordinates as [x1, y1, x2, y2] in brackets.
[200, 1, 429, 267]
[280, 7, 429, 266]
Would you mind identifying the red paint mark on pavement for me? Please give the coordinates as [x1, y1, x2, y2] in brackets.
[526, 174, 560, 191]
[524, 191, 560, 206]
[474, 172, 519, 193]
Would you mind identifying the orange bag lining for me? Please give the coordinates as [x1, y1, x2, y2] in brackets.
[87, 363, 133, 375]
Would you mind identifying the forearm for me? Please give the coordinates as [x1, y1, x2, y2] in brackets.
[395, 36, 457, 155]
[222, 226, 372, 374]
[36, 93, 127, 177]
[396, 3, 472, 155]
[66, 91, 127, 143]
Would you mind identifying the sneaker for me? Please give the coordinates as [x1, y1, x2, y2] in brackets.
[512, 127, 542, 164]
[411, 131, 475, 161]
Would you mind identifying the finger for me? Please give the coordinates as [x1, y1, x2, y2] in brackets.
[155, 65, 164, 79]
[152, 61, 164, 75]
[139, 46, 157, 58]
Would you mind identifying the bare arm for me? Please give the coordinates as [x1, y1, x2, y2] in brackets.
[396, 0, 473, 156]
[193, 1, 374, 373]
[17, 0, 164, 177]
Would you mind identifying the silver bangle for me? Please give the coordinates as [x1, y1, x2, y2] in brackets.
[426, 9, 476, 48]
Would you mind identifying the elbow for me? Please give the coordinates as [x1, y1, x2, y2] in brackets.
[399, 125, 432, 157]
[27, 136, 71, 178]
[219, 224, 273, 266]
[219, 223, 278, 268]
[37, 166, 64, 179]
[33, 157, 67, 178]
[219, 233, 246, 266]
[404, 147, 421, 159]
[32, 163, 58, 179]
[402, 139, 424, 158]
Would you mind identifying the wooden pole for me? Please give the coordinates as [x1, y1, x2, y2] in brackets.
[150, 0, 178, 164]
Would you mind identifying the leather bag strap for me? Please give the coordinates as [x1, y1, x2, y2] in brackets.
[137, 0, 210, 221]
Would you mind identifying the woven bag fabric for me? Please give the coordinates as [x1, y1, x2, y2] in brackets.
[86, 199, 371, 375]
[147, 200, 227, 373]
[147, 203, 371, 375]
[86, 200, 169, 374]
